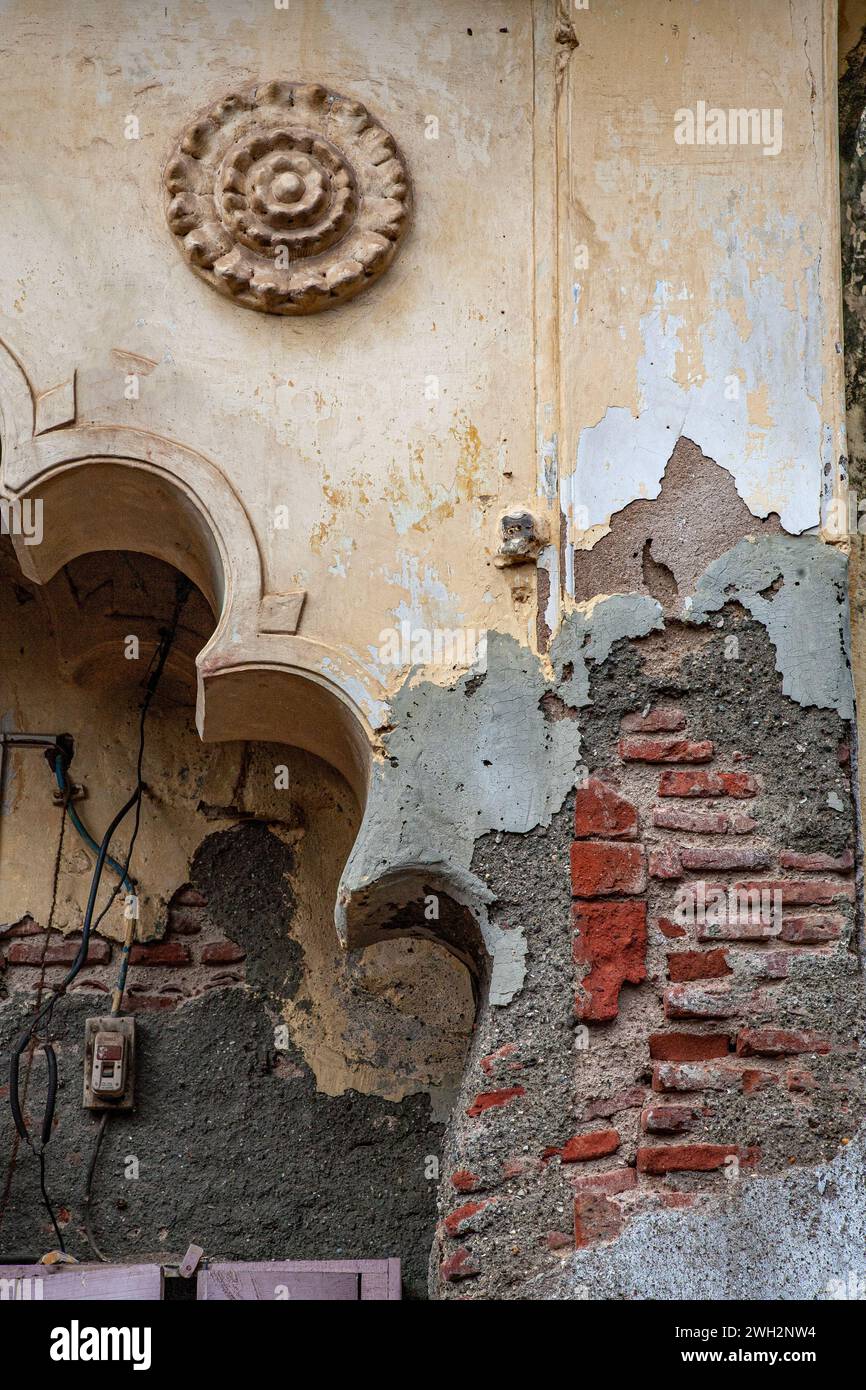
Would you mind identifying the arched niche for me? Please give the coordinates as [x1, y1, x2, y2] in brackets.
[0, 343, 490, 977]
[0, 417, 379, 807]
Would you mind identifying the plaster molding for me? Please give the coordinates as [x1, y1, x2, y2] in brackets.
[164, 80, 411, 315]
[259, 591, 306, 634]
[0, 338, 385, 807]
[0, 334, 35, 452]
[34, 374, 76, 436]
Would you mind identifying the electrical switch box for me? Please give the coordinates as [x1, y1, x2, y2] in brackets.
[83, 1016, 135, 1110]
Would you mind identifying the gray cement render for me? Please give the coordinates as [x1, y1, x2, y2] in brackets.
[339, 543, 855, 1009]
[686, 535, 855, 719]
[537, 1124, 866, 1301]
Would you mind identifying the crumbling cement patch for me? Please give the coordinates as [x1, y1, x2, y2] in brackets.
[340, 533, 855, 1007]
[0, 990, 441, 1298]
[583, 618, 854, 855]
[432, 596, 859, 1299]
[536, 1123, 866, 1300]
[687, 535, 854, 719]
[550, 594, 664, 708]
[189, 821, 302, 1004]
[338, 600, 669, 999]
[571, 438, 780, 610]
[337, 630, 585, 999]
[430, 793, 580, 1295]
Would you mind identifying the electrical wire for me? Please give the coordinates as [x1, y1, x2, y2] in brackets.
[0, 798, 68, 1249]
[80, 577, 191, 1262]
[8, 575, 191, 1260]
[82, 1114, 109, 1263]
[52, 761, 135, 895]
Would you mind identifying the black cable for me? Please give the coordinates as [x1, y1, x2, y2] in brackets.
[8, 574, 192, 1257]
[0, 801, 69, 1252]
[82, 1114, 109, 1263]
[38, 1150, 63, 1254]
[81, 576, 191, 1262]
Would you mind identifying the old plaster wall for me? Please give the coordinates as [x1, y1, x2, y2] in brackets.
[0, 0, 862, 1303]
[0, 544, 472, 1296]
[554, 0, 844, 571]
[0, 0, 543, 678]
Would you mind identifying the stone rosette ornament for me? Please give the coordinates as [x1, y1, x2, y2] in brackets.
[164, 81, 410, 315]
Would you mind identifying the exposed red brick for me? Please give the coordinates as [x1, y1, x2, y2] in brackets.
[656, 916, 687, 939]
[744, 951, 791, 981]
[621, 705, 686, 734]
[658, 770, 760, 798]
[837, 741, 851, 766]
[569, 1168, 637, 1196]
[736, 1028, 830, 1058]
[573, 900, 647, 1021]
[649, 1032, 731, 1061]
[653, 1061, 740, 1093]
[641, 1104, 696, 1134]
[732, 878, 854, 905]
[200, 941, 246, 964]
[171, 884, 208, 907]
[440, 1247, 480, 1282]
[466, 1086, 525, 1117]
[570, 841, 646, 897]
[124, 993, 178, 1012]
[679, 846, 770, 872]
[545, 1231, 574, 1251]
[677, 884, 782, 937]
[544, 1129, 620, 1163]
[667, 949, 731, 982]
[697, 917, 780, 942]
[450, 1169, 482, 1193]
[649, 846, 683, 880]
[500, 1155, 543, 1181]
[130, 942, 191, 966]
[779, 849, 854, 872]
[780, 913, 843, 943]
[479, 1042, 520, 1075]
[786, 1068, 817, 1093]
[166, 907, 204, 935]
[6, 938, 110, 966]
[741, 1068, 778, 1094]
[573, 777, 638, 840]
[620, 735, 713, 764]
[0, 915, 44, 938]
[652, 806, 757, 834]
[664, 984, 740, 1019]
[583, 1086, 645, 1120]
[574, 1193, 622, 1248]
[637, 1144, 759, 1174]
[443, 1199, 494, 1238]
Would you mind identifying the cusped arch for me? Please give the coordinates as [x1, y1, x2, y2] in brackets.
[1, 409, 381, 803]
[0, 341, 494, 981]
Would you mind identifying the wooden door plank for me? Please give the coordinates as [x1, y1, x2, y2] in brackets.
[198, 1265, 359, 1301]
[0, 1264, 163, 1300]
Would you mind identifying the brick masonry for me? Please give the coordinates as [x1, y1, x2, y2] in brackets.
[434, 647, 862, 1299]
[0, 885, 248, 1009]
[572, 706, 857, 1203]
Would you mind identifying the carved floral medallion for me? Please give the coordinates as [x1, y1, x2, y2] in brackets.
[164, 81, 410, 315]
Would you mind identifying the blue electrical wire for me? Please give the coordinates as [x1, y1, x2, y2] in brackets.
[52, 753, 135, 894]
